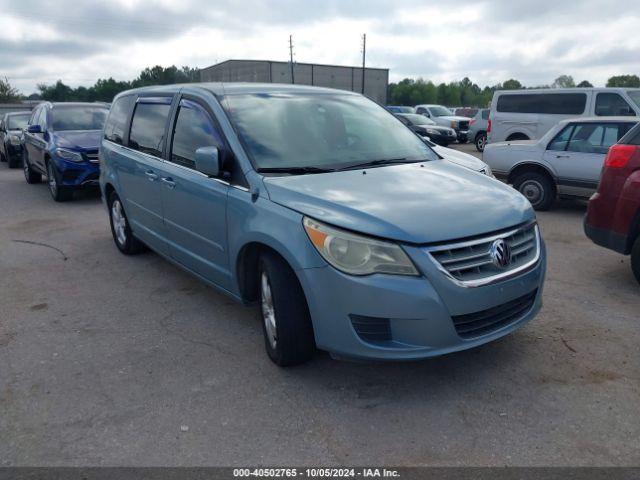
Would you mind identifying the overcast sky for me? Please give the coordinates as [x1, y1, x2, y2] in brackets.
[1, 0, 638, 94]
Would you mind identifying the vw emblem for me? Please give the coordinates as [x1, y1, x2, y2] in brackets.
[490, 239, 511, 269]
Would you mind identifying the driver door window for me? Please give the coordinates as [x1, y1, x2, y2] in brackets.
[170, 100, 223, 170]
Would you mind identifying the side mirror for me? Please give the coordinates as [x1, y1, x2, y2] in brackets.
[194, 146, 221, 177]
[27, 124, 42, 134]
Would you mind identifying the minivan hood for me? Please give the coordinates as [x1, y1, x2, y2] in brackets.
[52, 130, 102, 150]
[262, 160, 534, 244]
[432, 145, 486, 171]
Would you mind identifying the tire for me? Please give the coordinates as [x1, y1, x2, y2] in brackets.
[631, 236, 640, 285]
[259, 251, 315, 366]
[475, 132, 487, 152]
[7, 153, 21, 169]
[108, 191, 146, 255]
[46, 160, 73, 202]
[513, 171, 555, 211]
[23, 151, 42, 184]
[0, 150, 5, 162]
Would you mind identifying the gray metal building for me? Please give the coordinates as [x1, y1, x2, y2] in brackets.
[200, 59, 389, 104]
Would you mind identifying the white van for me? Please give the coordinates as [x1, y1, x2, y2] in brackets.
[488, 88, 640, 144]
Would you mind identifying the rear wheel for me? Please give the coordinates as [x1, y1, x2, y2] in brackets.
[47, 160, 73, 202]
[23, 151, 41, 184]
[513, 171, 555, 211]
[108, 191, 146, 255]
[631, 236, 640, 285]
[259, 251, 315, 366]
[475, 132, 487, 152]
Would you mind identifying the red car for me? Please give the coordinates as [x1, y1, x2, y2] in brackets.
[585, 124, 640, 283]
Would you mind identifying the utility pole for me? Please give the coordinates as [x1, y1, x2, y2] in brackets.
[361, 33, 366, 94]
[289, 35, 295, 84]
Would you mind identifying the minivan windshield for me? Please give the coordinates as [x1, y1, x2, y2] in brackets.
[626, 90, 640, 110]
[51, 106, 108, 131]
[222, 93, 438, 171]
[429, 106, 453, 117]
[7, 113, 30, 130]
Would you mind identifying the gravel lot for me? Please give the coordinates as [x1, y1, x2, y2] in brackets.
[0, 148, 638, 466]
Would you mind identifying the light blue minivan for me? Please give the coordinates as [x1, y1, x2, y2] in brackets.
[99, 83, 546, 366]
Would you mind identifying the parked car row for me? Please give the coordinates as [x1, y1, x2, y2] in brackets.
[2, 83, 550, 366]
[0, 111, 30, 168]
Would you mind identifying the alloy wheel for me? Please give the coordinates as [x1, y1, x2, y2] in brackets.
[111, 199, 128, 246]
[47, 162, 57, 197]
[261, 271, 277, 349]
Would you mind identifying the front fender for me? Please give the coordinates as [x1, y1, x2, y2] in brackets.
[226, 188, 326, 297]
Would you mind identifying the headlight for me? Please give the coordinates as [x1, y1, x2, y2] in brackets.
[9, 134, 21, 145]
[54, 148, 84, 162]
[450, 121, 458, 129]
[303, 217, 419, 276]
[425, 128, 439, 135]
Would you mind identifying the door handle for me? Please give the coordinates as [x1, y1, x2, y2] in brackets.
[555, 155, 570, 158]
[161, 177, 176, 189]
[145, 170, 158, 181]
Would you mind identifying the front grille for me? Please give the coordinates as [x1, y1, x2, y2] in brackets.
[350, 315, 392, 343]
[84, 151, 99, 163]
[426, 223, 540, 287]
[452, 289, 537, 339]
[458, 120, 469, 130]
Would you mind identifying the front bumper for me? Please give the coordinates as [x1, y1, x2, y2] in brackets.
[422, 131, 455, 145]
[456, 130, 469, 142]
[52, 157, 100, 188]
[298, 240, 546, 360]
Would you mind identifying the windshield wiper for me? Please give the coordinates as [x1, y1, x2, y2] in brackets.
[336, 157, 423, 171]
[257, 166, 335, 174]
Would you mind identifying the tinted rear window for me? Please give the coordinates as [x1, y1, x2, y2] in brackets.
[129, 102, 171, 157]
[104, 95, 134, 145]
[496, 93, 587, 114]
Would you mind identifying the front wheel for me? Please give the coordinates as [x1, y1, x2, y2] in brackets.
[512, 172, 555, 211]
[7, 153, 21, 169]
[259, 251, 315, 366]
[47, 161, 73, 202]
[631, 236, 640, 285]
[475, 132, 487, 152]
[23, 151, 42, 184]
[108, 191, 146, 255]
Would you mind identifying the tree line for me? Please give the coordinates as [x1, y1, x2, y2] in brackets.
[0, 65, 200, 103]
[388, 74, 640, 107]
[1, 69, 640, 105]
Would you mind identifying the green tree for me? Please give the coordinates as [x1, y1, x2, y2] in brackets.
[38, 80, 74, 101]
[501, 79, 523, 90]
[552, 75, 576, 88]
[606, 75, 640, 88]
[576, 80, 593, 88]
[0, 77, 21, 103]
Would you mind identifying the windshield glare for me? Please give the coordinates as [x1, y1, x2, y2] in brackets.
[7, 114, 30, 130]
[51, 107, 108, 131]
[626, 90, 640, 110]
[429, 106, 452, 117]
[223, 93, 438, 170]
